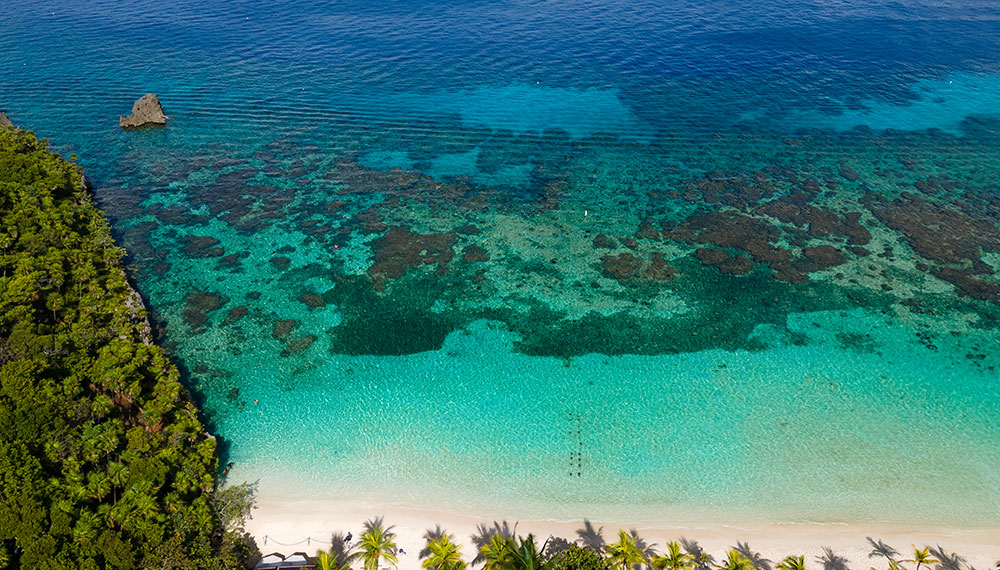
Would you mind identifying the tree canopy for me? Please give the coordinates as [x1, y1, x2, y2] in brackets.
[0, 126, 252, 569]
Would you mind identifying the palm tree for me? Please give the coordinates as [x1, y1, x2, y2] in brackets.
[318, 550, 354, 570]
[777, 556, 807, 570]
[358, 517, 399, 570]
[717, 551, 753, 570]
[510, 534, 552, 570]
[480, 532, 516, 570]
[606, 530, 647, 570]
[874, 561, 908, 570]
[652, 541, 693, 570]
[423, 532, 466, 570]
[472, 521, 517, 566]
[422, 526, 449, 559]
[906, 547, 939, 570]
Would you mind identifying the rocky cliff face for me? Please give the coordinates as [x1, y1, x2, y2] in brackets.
[119, 93, 167, 128]
[0, 112, 13, 128]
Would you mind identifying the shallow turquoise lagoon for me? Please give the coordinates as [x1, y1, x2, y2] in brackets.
[3, 0, 1000, 526]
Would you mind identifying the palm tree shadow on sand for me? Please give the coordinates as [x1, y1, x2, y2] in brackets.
[817, 547, 850, 570]
[734, 541, 772, 570]
[576, 520, 606, 553]
[867, 538, 900, 563]
[681, 538, 716, 570]
[929, 546, 966, 570]
[325, 531, 354, 570]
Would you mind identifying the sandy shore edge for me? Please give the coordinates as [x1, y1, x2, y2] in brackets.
[245, 500, 1000, 570]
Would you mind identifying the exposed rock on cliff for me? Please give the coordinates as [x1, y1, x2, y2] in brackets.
[120, 93, 168, 128]
[0, 112, 13, 128]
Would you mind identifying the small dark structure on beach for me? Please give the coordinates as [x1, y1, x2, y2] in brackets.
[255, 552, 315, 569]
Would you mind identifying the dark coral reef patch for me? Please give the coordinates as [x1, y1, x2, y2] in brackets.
[368, 226, 456, 289]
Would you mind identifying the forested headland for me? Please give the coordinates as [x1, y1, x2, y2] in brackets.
[0, 124, 254, 569]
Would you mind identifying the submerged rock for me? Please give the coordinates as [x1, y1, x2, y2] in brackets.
[182, 290, 226, 331]
[600, 252, 676, 285]
[269, 256, 291, 271]
[120, 93, 168, 128]
[592, 233, 617, 249]
[223, 306, 248, 325]
[179, 235, 225, 258]
[803, 245, 846, 268]
[368, 226, 456, 288]
[462, 244, 490, 263]
[299, 293, 325, 308]
[282, 334, 317, 356]
[272, 319, 299, 340]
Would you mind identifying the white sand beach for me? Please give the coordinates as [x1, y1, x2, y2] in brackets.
[245, 500, 1000, 570]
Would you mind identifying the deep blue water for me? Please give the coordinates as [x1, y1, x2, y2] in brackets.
[3, 0, 1000, 525]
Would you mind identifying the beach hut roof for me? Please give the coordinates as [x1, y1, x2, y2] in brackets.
[256, 553, 285, 568]
[255, 552, 315, 569]
[283, 552, 309, 566]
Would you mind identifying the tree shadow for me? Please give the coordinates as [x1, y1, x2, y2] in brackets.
[328, 531, 354, 568]
[363, 516, 395, 538]
[544, 536, 575, 559]
[630, 530, 656, 570]
[680, 537, 715, 570]
[816, 546, 850, 570]
[733, 541, 772, 570]
[867, 538, 899, 562]
[929, 545, 966, 570]
[576, 520, 606, 553]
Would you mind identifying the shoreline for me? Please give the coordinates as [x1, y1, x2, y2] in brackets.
[245, 499, 1000, 569]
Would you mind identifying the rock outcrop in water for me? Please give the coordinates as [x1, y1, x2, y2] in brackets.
[0, 112, 13, 128]
[119, 93, 168, 128]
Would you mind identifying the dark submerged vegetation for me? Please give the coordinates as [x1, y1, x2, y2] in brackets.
[0, 127, 253, 568]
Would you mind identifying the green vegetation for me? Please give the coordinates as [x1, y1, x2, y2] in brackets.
[652, 541, 693, 570]
[906, 548, 939, 570]
[314, 523, 987, 570]
[778, 556, 807, 570]
[357, 518, 398, 570]
[0, 127, 253, 568]
[422, 533, 466, 570]
[552, 546, 607, 570]
[604, 531, 645, 570]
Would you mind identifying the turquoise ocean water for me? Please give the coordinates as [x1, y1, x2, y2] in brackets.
[2, 0, 1000, 525]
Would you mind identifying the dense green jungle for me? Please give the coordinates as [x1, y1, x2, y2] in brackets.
[0, 125, 254, 569]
